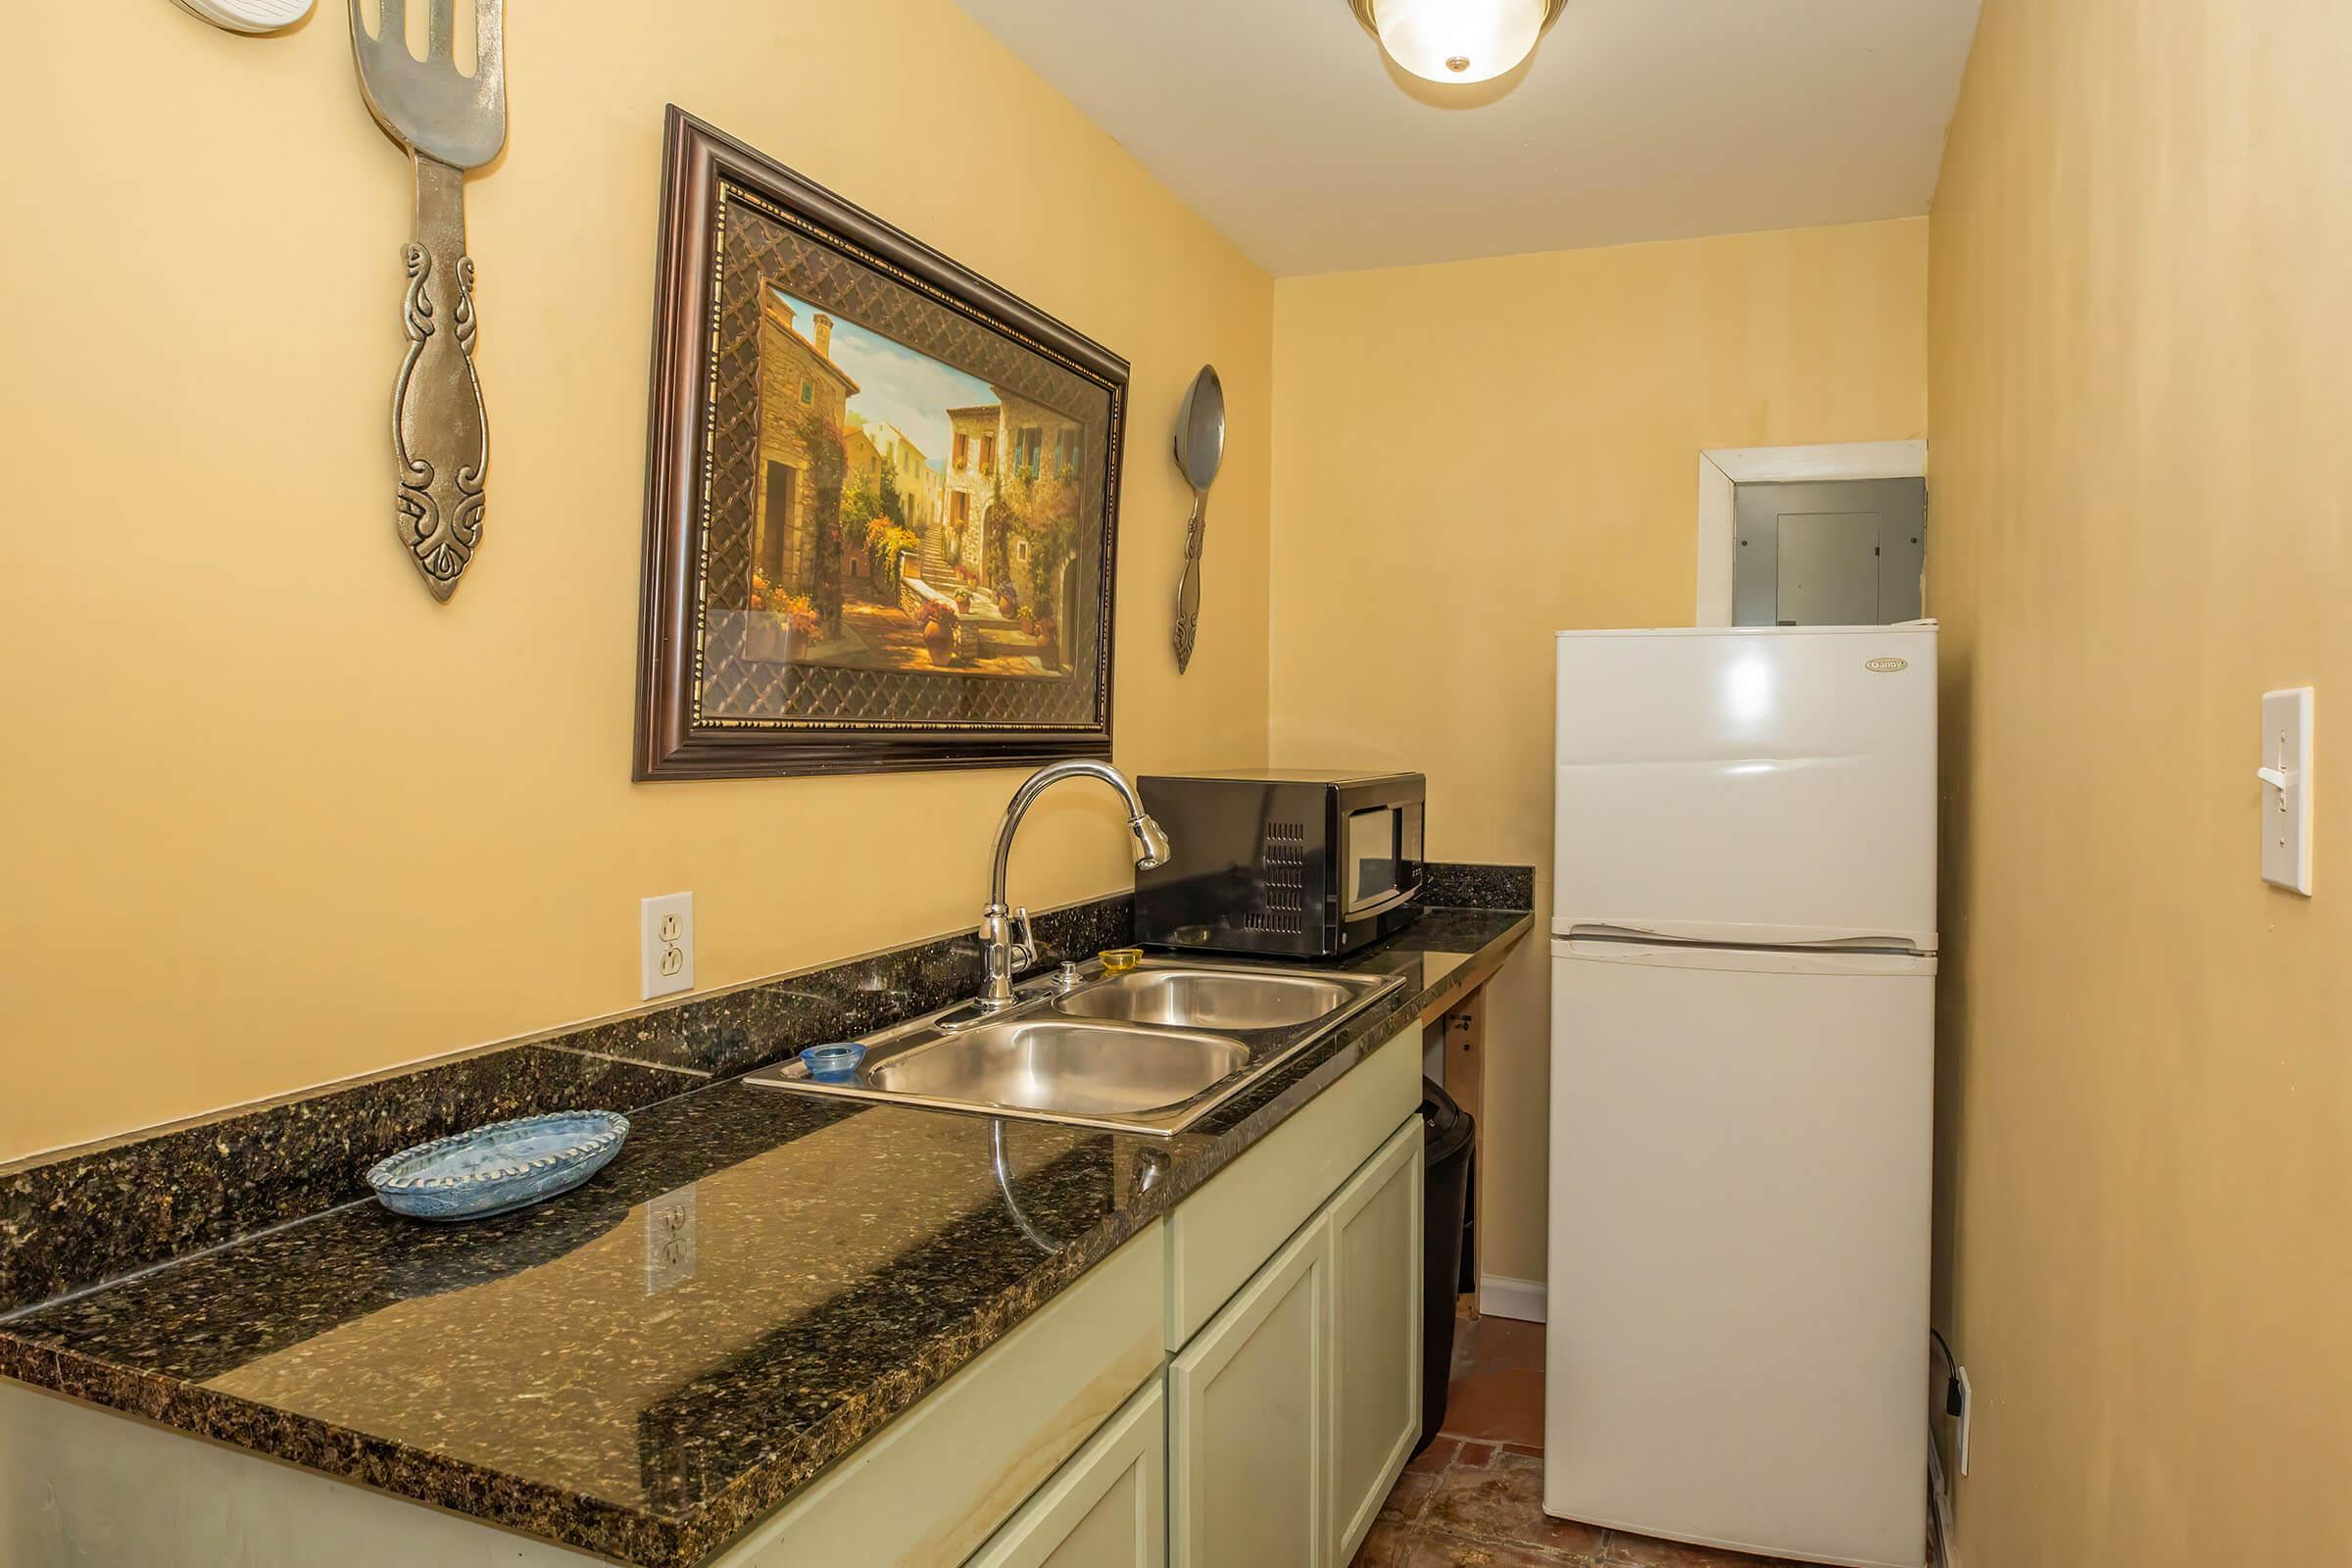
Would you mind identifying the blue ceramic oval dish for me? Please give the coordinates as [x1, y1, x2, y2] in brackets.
[367, 1110, 629, 1221]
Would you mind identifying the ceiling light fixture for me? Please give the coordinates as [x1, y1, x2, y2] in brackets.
[1348, 0, 1569, 85]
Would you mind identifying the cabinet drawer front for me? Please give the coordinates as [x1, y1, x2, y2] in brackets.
[1327, 1117, 1425, 1561]
[719, 1224, 1166, 1568]
[1165, 1019, 1417, 1347]
[966, 1375, 1165, 1568]
[1169, 1219, 1331, 1568]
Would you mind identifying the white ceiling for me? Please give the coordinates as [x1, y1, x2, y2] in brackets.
[953, 0, 1983, 276]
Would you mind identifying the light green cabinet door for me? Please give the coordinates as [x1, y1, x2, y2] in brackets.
[1325, 1118, 1425, 1562]
[966, 1375, 1166, 1568]
[1169, 1215, 1331, 1568]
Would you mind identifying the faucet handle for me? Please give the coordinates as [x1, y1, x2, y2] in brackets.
[1009, 906, 1036, 970]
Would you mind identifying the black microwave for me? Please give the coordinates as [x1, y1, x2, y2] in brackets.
[1134, 770, 1426, 958]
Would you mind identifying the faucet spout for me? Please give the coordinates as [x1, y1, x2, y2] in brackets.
[978, 760, 1169, 1009]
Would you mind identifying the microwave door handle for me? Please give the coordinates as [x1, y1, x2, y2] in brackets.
[1349, 877, 1422, 919]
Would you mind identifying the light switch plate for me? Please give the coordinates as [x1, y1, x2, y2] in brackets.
[2260, 688, 2314, 896]
[641, 892, 695, 999]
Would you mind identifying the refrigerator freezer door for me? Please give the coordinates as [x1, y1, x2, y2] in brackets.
[1544, 939, 1930, 1568]
[1553, 625, 1936, 949]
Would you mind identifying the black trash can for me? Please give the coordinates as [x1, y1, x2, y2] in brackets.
[1416, 1076, 1476, 1454]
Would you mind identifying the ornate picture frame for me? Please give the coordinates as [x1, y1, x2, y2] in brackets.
[634, 107, 1128, 779]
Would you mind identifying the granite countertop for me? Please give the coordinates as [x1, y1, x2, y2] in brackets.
[0, 905, 1529, 1567]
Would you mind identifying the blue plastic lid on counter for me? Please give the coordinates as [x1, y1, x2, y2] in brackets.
[799, 1043, 867, 1083]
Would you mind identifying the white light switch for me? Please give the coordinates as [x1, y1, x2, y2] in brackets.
[2259, 688, 2313, 895]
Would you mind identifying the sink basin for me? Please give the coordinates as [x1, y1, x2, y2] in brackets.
[1054, 967, 1360, 1031]
[870, 1019, 1250, 1117]
[742, 957, 1401, 1135]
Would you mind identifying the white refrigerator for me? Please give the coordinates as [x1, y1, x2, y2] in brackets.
[1544, 624, 1936, 1568]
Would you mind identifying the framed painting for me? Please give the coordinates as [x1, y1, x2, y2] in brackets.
[634, 107, 1128, 779]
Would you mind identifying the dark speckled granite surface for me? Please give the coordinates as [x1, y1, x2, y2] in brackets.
[1420, 860, 1535, 913]
[0, 897, 1131, 1314]
[0, 893, 1529, 1567]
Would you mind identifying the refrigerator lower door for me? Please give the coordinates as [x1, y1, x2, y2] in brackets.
[1544, 937, 1930, 1568]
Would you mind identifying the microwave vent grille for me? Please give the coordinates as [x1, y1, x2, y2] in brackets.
[1247, 820, 1307, 934]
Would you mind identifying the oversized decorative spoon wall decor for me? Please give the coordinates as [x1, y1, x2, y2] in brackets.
[348, 0, 506, 600]
[1171, 365, 1226, 672]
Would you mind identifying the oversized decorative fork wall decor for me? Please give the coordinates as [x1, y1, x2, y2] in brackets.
[348, 0, 507, 600]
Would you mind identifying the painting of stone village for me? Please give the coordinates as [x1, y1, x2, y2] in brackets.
[638, 116, 1126, 776]
[742, 286, 1088, 679]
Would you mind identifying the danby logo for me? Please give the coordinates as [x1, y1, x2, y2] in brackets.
[1864, 657, 1909, 673]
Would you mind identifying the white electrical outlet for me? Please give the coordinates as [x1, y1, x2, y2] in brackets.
[641, 892, 694, 1000]
[1955, 1365, 1974, 1477]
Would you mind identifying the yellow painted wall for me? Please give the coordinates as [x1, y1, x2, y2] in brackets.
[1928, 1, 2352, 1560]
[1268, 220, 1930, 1281]
[0, 0, 1272, 1161]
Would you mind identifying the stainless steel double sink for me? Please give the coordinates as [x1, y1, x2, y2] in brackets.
[744, 959, 1396, 1136]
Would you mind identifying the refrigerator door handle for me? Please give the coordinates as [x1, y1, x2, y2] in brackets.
[1555, 933, 1937, 977]
[1562, 921, 1931, 956]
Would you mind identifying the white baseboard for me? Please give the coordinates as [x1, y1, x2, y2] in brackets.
[1928, 1431, 1961, 1568]
[1477, 1274, 1546, 1323]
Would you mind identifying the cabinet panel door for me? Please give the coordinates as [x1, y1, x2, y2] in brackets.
[967, 1375, 1165, 1568]
[1327, 1118, 1425, 1562]
[1164, 1018, 1417, 1348]
[1169, 1218, 1329, 1568]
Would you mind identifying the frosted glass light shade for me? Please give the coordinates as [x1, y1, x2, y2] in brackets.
[1364, 0, 1548, 84]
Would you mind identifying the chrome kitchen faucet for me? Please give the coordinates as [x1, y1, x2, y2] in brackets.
[978, 761, 1170, 1010]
